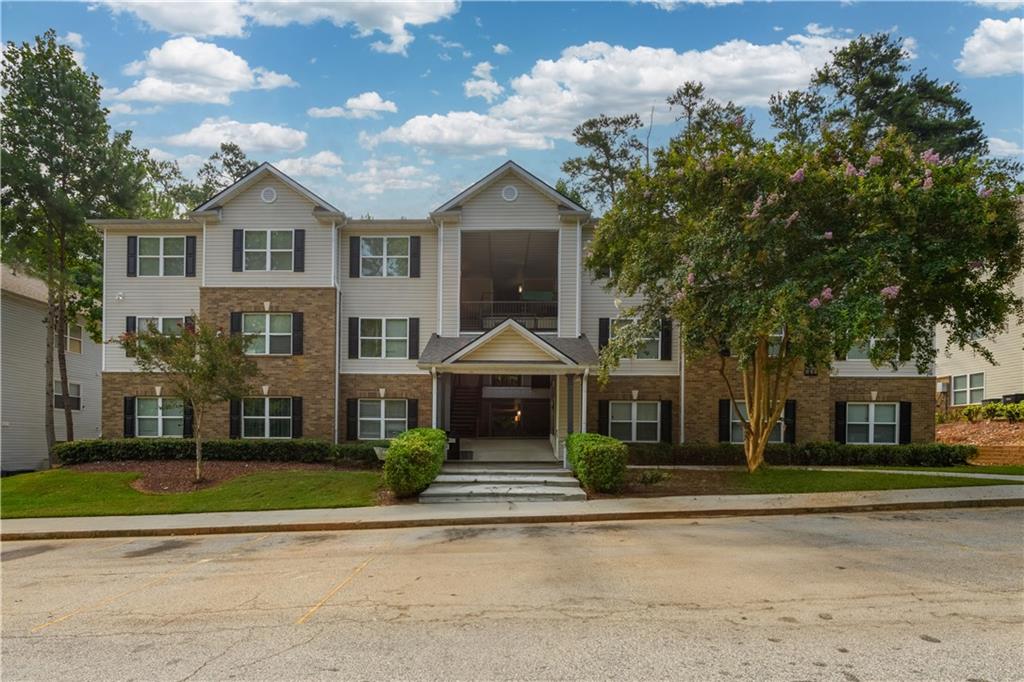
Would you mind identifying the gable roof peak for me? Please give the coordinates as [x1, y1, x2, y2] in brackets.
[190, 162, 343, 216]
[431, 160, 589, 216]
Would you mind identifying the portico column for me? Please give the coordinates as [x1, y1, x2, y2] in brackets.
[581, 369, 588, 432]
[567, 373, 575, 435]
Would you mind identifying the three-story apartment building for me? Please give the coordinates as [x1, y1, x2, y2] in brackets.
[97, 161, 935, 460]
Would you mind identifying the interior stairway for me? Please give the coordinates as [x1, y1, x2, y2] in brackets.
[419, 463, 586, 503]
[450, 386, 482, 438]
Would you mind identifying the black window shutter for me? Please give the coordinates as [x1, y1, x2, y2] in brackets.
[230, 312, 242, 335]
[409, 236, 421, 278]
[123, 396, 136, 437]
[408, 318, 419, 359]
[229, 399, 241, 439]
[784, 399, 796, 444]
[349, 236, 361, 278]
[125, 316, 137, 357]
[347, 399, 359, 440]
[598, 400, 609, 436]
[899, 401, 912, 444]
[185, 235, 197, 277]
[127, 236, 137, 277]
[660, 319, 673, 361]
[407, 399, 418, 429]
[348, 317, 359, 359]
[834, 401, 847, 444]
[660, 400, 672, 443]
[598, 318, 610, 350]
[232, 229, 243, 272]
[292, 312, 304, 355]
[293, 229, 305, 272]
[719, 341, 731, 358]
[718, 399, 731, 442]
[292, 397, 303, 438]
[183, 402, 194, 438]
[184, 316, 195, 333]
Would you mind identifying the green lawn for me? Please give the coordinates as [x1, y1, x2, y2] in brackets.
[854, 465, 1024, 476]
[0, 469, 382, 519]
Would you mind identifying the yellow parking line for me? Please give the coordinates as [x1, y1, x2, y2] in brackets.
[295, 555, 376, 625]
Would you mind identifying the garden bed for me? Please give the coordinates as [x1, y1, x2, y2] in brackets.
[71, 460, 357, 493]
[936, 421, 1024, 446]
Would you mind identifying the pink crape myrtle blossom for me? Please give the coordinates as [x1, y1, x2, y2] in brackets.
[785, 211, 800, 227]
[978, 187, 993, 198]
[687, 272, 696, 286]
[823, 231, 833, 240]
[920, 148, 942, 165]
[808, 297, 822, 309]
[789, 168, 805, 183]
[844, 161, 858, 177]
[881, 285, 902, 300]
[821, 287, 833, 301]
[867, 155, 883, 168]
[922, 176, 933, 190]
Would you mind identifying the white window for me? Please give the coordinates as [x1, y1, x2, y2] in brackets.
[138, 236, 185, 277]
[730, 401, 784, 444]
[242, 397, 292, 438]
[138, 316, 186, 336]
[243, 313, 292, 355]
[609, 401, 660, 442]
[846, 402, 898, 445]
[611, 319, 660, 360]
[360, 236, 409, 277]
[359, 318, 408, 358]
[358, 399, 408, 439]
[65, 323, 83, 353]
[53, 382, 81, 410]
[768, 329, 785, 357]
[136, 397, 184, 438]
[951, 373, 984, 406]
[244, 229, 293, 272]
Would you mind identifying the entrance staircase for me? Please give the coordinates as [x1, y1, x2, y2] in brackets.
[419, 462, 586, 503]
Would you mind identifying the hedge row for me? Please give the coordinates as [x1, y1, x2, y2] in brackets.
[959, 401, 1024, 423]
[52, 438, 389, 467]
[627, 442, 977, 467]
[382, 428, 448, 498]
[566, 433, 628, 493]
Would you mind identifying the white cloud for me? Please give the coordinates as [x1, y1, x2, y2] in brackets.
[107, 102, 161, 115]
[167, 117, 307, 152]
[59, 31, 86, 66]
[956, 17, 1024, 77]
[308, 91, 398, 119]
[772, 26, 784, 32]
[102, 1, 248, 37]
[112, 37, 296, 104]
[493, 43, 511, 55]
[463, 61, 504, 103]
[148, 147, 206, 174]
[972, 0, 1024, 9]
[641, 0, 743, 9]
[429, 34, 462, 49]
[988, 136, 1024, 156]
[275, 151, 344, 177]
[368, 34, 846, 156]
[346, 157, 441, 195]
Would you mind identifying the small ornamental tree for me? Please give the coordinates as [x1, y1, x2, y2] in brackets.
[120, 316, 261, 481]
[589, 118, 1022, 472]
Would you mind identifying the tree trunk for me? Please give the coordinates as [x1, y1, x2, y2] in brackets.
[56, 295, 74, 442]
[44, 285, 56, 465]
[194, 407, 203, 482]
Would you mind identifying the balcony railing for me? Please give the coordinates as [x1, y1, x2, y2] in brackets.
[461, 300, 558, 332]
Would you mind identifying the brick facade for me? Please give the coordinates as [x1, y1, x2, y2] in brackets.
[339, 373, 433, 441]
[829, 376, 936, 443]
[587, 375, 681, 442]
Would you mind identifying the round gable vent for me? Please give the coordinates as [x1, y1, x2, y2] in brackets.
[501, 185, 519, 202]
[260, 187, 277, 204]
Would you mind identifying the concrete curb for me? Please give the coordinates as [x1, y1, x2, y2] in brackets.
[4, 496, 1022, 542]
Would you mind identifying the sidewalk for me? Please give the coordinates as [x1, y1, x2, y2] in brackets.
[3, 484, 1022, 541]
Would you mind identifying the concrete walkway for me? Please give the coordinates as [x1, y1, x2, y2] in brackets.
[3, 483, 1022, 541]
[628, 464, 1024, 482]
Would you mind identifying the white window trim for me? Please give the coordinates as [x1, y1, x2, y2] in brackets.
[243, 228, 294, 272]
[65, 322, 83, 354]
[357, 398, 408, 440]
[242, 397, 293, 439]
[359, 235, 410, 278]
[608, 400, 660, 443]
[951, 372, 985, 406]
[136, 397, 184, 438]
[846, 402, 899, 445]
[243, 312, 293, 356]
[137, 316, 186, 336]
[611, 319, 661, 360]
[53, 382, 82, 411]
[730, 400, 785, 444]
[358, 317, 409, 359]
[137, 236, 186, 278]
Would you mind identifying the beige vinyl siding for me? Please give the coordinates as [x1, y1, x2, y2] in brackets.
[553, 374, 583, 446]
[832, 358, 931, 378]
[339, 224, 437, 374]
[558, 224, 579, 336]
[440, 221, 460, 336]
[579, 228, 680, 377]
[459, 171, 565, 231]
[104, 227, 201, 372]
[204, 176, 333, 287]
[460, 329, 559, 362]
[1, 293, 101, 471]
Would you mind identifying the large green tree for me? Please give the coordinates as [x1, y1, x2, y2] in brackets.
[560, 114, 647, 208]
[589, 115, 1022, 471]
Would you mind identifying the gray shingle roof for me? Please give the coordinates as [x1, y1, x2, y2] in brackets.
[418, 329, 599, 366]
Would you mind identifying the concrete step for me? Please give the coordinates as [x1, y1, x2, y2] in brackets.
[442, 465, 568, 474]
[419, 484, 587, 504]
[433, 473, 580, 487]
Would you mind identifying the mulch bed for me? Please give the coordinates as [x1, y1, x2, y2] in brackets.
[590, 470, 741, 499]
[70, 460, 357, 494]
[936, 421, 1024, 446]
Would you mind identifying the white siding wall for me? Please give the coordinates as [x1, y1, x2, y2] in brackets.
[558, 224, 579, 336]
[339, 224, 437, 374]
[103, 227, 201, 372]
[459, 172, 565, 231]
[204, 176, 334, 288]
[1, 293, 102, 471]
[831, 358, 931, 378]
[440, 221, 460, 336]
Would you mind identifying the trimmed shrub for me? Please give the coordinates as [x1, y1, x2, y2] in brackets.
[335, 441, 389, 467]
[566, 433, 628, 493]
[54, 438, 352, 466]
[953, 401, 1024, 424]
[627, 441, 976, 468]
[382, 428, 447, 498]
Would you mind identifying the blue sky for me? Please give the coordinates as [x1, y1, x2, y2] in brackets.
[2, 1, 1022, 217]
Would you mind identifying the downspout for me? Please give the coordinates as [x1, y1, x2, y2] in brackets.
[101, 228, 107, 375]
[333, 220, 340, 444]
[678, 331, 685, 443]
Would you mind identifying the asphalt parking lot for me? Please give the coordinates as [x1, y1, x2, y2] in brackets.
[2, 508, 1022, 681]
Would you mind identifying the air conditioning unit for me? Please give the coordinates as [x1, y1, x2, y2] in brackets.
[936, 381, 949, 393]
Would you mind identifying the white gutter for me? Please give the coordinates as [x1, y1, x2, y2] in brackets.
[101, 229, 107, 375]
[575, 219, 581, 337]
[333, 219, 340, 444]
[201, 220, 207, 287]
[437, 220, 444, 336]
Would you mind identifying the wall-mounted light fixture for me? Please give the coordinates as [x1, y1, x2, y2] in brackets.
[871, 390, 878, 401]
[631, 389, 639, 400]
[263, 301, 271, 311]
[154, 385, 162, 396]
[262, 385, 270, 396]
[378, 387, 386, 398]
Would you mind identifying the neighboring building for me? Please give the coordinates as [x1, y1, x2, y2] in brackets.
[934, 271, 1024, 410]
[95, 161, 935, 460]
[1, 265, 102, 472]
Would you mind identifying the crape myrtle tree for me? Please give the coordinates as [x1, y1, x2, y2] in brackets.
[588, 115, 1023, 472]
[120, 317, 261, 482]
